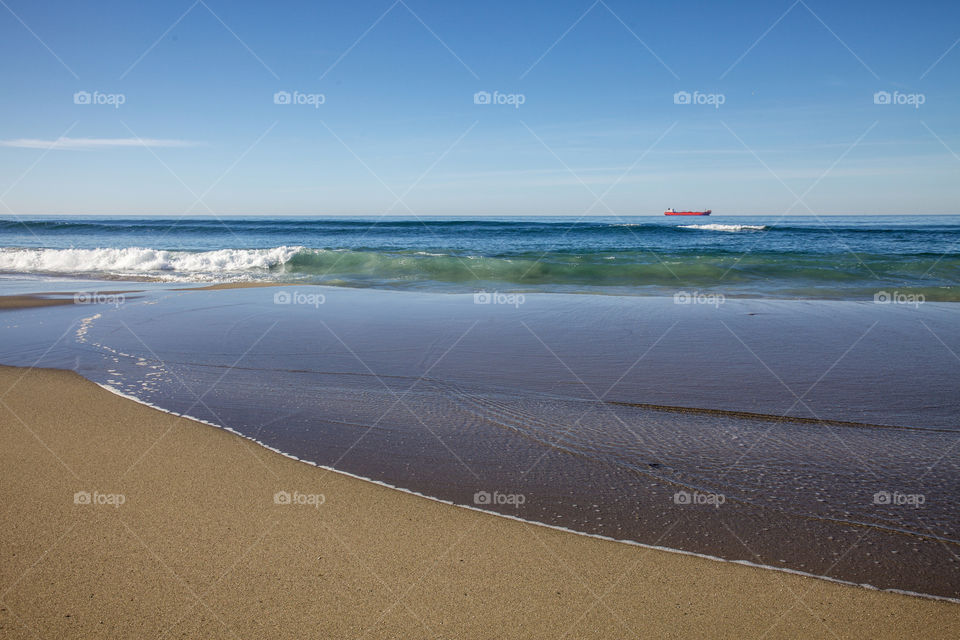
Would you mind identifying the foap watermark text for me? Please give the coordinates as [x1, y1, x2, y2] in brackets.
[73, 90, 125, 108]
[873, 90, 925, 109]
[673, 490, 725, 508]
[673, 90, 725, 109]
[474, 91, 525, 109]
[874, 291, 923, 307]
[873, 490, 925, 507]
[473, 490, 525, 507]
[74, 292, 125, 307]
[274, 290, 325, 308]
[474, 290, 525, 308]
[274, 90, 325, 108]
[74, 490, 126, 508]
[674, 291, 725, 307]
[274, 490, 325, 508]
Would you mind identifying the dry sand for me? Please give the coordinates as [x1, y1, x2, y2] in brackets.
[1, 365, 957, 638]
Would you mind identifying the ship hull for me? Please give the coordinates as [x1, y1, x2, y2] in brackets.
[664, 210, 711, 216]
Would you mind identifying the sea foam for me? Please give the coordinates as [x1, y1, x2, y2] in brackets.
[0, 246, 302, 278]
[678, 223, 767, 232]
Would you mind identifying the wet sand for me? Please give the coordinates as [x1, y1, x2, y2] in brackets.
[0, 290, 143, 310]
[1, 365, 957, 638]
[0, 282, 286, 310]
[0, 279, 295, 310]
[0, 294, 79, 310]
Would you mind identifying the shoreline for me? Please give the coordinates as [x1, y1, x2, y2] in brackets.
[94, 377, 960, 605]
[2, 280, 960, 601]
[1, 275, 958, 303]
[1, 364, 958, 638]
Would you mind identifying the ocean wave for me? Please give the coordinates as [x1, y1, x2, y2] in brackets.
[1, 245, 958, 299]
[5, 218, 958, 242]
[678, 224, 767, 232]
[0, 246, 302, 278]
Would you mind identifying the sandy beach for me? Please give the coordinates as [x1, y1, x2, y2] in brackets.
[4, 0, 959, 635]
[1, 364, 957, 639]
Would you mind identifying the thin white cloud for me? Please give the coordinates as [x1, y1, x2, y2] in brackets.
[0, 137, 201, 150]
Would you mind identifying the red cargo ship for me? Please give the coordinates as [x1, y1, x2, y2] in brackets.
[664, 208, 711, 216]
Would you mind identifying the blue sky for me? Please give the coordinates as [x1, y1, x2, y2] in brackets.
[0, 0, 957, 215]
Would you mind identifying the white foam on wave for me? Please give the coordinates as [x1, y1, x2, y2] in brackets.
[678, 223, 767, 232]
[0, 246, 302, 279]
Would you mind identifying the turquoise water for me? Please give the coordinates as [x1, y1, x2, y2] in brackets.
[2, 215, 959, 299]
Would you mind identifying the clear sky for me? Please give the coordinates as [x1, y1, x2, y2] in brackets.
[0, 0, 958, 215]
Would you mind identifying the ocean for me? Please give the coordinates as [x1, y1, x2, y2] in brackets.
[2, 215, 959, 300]
[1, 215, 959, 599]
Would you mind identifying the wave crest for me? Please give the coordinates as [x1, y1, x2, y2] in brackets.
[0, 246, 303, 279]
[678, 224, 767, 232]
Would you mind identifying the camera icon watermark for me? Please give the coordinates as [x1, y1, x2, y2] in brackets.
[273, 490, 325, 508]
[473, 290, 525, 308]
[73, 490, 126, 508]
[473, 90, 525, 109]
[872, 490, 925, 507]
[873, 290, 924, 308]
[273, 290, 325, 308]
[673, 290, 724, 307]
[73, 90, 125, 109]
[73, 292, 125, 308]
[473, 490, 526, 507]
[273, 90, 325, 108]
[672, 490, 725, 508]
[673, 90, 725, 109]
[873, 90, 924, 109]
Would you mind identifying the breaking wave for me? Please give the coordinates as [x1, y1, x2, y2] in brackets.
[0, 246, 302, 280]
[1, 243, 958, 299]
